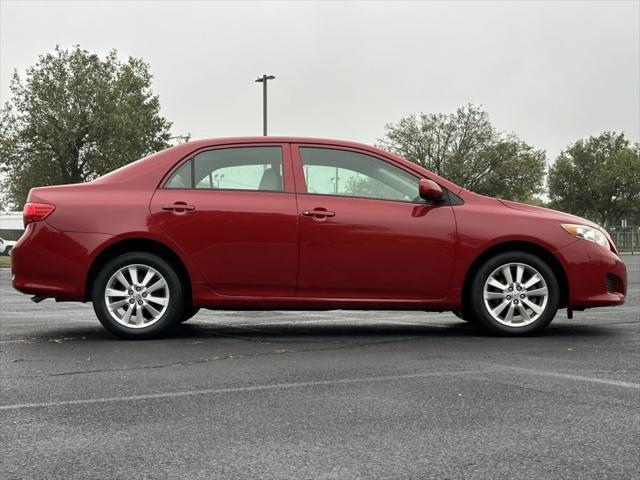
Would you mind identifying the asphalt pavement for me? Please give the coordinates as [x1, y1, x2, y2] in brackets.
[1, 256, 638, 479]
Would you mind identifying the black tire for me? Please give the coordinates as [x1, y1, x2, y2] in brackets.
[469, 251, 559, 336]
[92, 252, 184, 339]
[452, 310, 478, 324]
[179, 307, 200, 323]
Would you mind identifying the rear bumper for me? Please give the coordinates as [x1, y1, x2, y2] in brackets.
[556, 239, 627, 309]
[11, 222, 113, 300]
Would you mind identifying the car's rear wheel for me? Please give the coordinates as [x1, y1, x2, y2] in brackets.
[469, 251, 559, 335]
[92, 252, 184, 339]
[179, 307, 200, 323]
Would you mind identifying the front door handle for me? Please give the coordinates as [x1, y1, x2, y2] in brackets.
[162, 202, 196, 212]
[302, 208, 336, 218]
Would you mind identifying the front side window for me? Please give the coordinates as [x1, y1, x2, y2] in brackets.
[300, 148, 420, 202]
[165, 146, 284, 191]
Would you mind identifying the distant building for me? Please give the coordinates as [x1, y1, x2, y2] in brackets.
[0, 212, 23, 230]
[0, 212, 23, 240]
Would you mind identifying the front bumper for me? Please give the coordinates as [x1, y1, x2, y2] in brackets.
[555, 239, 627, 309]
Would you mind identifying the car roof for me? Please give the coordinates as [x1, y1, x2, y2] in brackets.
[178, 136, 379, 150]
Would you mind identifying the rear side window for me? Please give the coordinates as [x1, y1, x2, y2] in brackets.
[165, 147, 284, 192]
[164, 161, 192, 189]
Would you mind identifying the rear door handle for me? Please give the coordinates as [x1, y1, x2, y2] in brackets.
[162, 202, 196, 212]
[302, 208, 335, 218]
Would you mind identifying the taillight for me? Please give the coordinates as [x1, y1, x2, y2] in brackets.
[23, 202, 55, 227]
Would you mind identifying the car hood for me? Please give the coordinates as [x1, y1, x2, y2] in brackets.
[498, 199, 602, 230]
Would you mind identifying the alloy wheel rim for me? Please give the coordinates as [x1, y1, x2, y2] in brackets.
[104, 264, 170, 328]
[482, 262, 549, 327]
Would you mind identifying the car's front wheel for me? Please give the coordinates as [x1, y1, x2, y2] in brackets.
[92, 252, 184, 339]
[469, 251, 559, 335]
[451, 310, 478, 324]
[179, 307, 200, 323]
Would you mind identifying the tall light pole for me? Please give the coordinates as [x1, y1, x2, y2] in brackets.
[255, 74, 275, 136]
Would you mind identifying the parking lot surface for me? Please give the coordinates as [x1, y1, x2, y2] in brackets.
[1, 256, 638, 479]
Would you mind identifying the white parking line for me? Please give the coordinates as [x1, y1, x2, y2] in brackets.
[494, 365, 640, 390]
[0, 311, 92, 318]
[193, 313, 448, 324]
[569, 314, 639, 322]
[2, 366, 638, 411]
[192, 317, 449, 328]
[1, 319, 96, 327]
[0, 369, 486, 411]
[535, 371, 640, 389]
[196, 318, 351, 327]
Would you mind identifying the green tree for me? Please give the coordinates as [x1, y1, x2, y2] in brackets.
[343, 175, 401, 200]
[547, 132, 640, 226]
[0, 45, 172, 207]
[377, 104, 546, 202]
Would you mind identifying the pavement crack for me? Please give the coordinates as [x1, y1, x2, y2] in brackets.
[48, 336, 422, 377]
[474, 375, 639, 410]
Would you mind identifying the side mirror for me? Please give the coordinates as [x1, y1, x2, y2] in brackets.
[419, 179, 445, 202]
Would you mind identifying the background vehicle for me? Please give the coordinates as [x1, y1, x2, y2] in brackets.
[11, 138, 627, 338]
[0, 237, 16, 256]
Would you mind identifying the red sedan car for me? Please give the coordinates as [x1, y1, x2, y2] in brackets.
[11, 137, 627, 338]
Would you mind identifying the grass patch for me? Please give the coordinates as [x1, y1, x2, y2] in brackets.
[0, 256, 12, 269]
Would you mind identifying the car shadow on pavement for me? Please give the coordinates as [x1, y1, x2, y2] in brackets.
[173, 319, 619, 341]
[5, 319, 621, 345]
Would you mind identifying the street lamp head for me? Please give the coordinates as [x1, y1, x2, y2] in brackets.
[255, 74, 276, 82]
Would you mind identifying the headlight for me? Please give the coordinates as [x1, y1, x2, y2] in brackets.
[561, 224, 610, 250]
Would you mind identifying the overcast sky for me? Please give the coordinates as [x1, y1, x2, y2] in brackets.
[1, 0, 639, 160]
